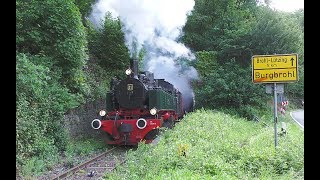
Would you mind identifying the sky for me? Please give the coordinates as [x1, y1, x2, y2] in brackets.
[269, 0, 304, 12]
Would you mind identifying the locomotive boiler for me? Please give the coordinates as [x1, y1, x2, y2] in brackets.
[91, 58, 185, 145]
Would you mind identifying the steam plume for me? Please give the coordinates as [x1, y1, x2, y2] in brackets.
[89, 0, 198, 111]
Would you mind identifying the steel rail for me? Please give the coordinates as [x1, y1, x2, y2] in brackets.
[52, 146, 118, 180]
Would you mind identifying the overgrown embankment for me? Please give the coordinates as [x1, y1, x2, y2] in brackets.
[106, 109, 304, 179]
[16, 0, 129, 176]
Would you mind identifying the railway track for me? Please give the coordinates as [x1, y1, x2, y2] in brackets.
[52, 146, 127, 180]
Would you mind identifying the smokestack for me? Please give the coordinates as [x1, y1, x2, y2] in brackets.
[130, 58, 139, 79]
[89, 0, 198, 111]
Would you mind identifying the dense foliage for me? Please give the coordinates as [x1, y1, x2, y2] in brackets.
[74, 0, 96, 19]
[194, 51, 268, 119]
[16, 0, 88, 172]
[16, 53, 78, 173]
[16, 0, 88, 93]
[16, 0, 129, 175]
[182, 0, 257, 63]
[87, 13, 130, 77]
[183, 1, 304, 118]
[105, 109, 304, 179]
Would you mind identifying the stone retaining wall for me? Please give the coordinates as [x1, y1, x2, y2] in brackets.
[63, 98, 106, 139]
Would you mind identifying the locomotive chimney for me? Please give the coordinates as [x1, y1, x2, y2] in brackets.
[130, 58, 139, 79]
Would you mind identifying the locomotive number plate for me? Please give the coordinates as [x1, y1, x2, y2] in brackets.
[127, 84, 133, 91]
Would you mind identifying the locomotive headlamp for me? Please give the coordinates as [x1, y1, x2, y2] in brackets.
[125, 68, 132, 75]
[150, 108, 157, 115]
[99, 110, 106, 117]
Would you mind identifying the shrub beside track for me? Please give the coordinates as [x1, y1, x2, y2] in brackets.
[105, 109, 304, 179]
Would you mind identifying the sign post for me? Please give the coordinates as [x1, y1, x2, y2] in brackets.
[252, 54, 298, 148]
[273, 83, 278, 147]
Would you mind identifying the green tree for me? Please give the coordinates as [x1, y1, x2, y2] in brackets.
[87, 13, 130, 77]
[246, 7, 304, 98]
[182, 0, 257, 64]
[183, 2, 304, 116]
[194, 51, 218, 78]
[193, 54, 267, 118]
[16, 0, 88, 93]
[16, 53, 80, 172]
[247, 7, 303, 57]
[74, 0, 96, 19]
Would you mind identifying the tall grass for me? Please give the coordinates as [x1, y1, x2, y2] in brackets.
[105, 108, 304, 179]
[18, 138, 108, 178]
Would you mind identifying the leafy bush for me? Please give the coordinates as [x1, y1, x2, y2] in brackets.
[16, 97, 60, 177]
[105, 109, 304, 179]
[74, 0, 96, 19]
[16, 53, 82, 175]
[87, 13, 130, 77]
[194, 57, 268, 119]
[16, 0, 132, 178]
[184, 2, 304, 112]
[83, 61, 112, 101]
[16, 0, 88, 92]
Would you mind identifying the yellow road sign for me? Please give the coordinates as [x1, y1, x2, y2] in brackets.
[252, 54, 298, 83]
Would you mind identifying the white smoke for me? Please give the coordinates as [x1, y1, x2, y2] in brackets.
[89, 0, 198, 111]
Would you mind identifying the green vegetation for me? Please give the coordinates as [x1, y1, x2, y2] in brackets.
[184, 1, 304, 118]
[16, 0, 129, 176]
[86, 12, 130, 77]
[63, 138, 108, 167]
[105, 109, 304, 179]
[16, 0, 88, 93]
[16, 53, 78, 173]
[16, 0, 303, 178]
[19, 138, 108, 178]
[194, 52, 268, 119]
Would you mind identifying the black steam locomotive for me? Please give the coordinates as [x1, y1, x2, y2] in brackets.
[91, 58, 186, 145]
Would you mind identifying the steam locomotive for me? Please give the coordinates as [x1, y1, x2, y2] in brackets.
[91, 58, 188, 145]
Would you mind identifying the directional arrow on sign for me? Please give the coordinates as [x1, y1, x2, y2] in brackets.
[291, 58, 294, 66]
